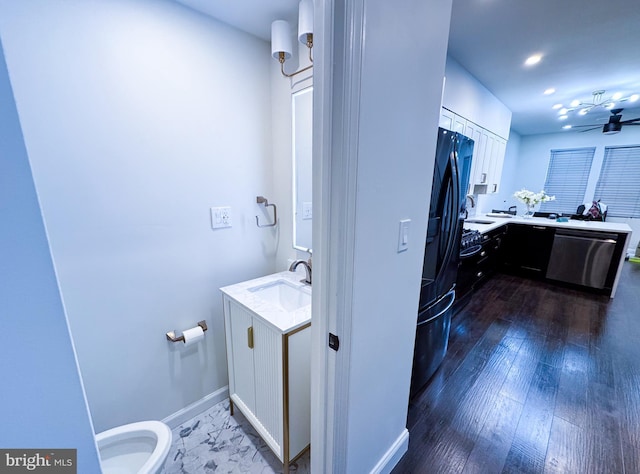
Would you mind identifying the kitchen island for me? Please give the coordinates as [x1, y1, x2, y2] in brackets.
[463, 214, 632, 298]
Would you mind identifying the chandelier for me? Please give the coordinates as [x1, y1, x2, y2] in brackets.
[557, 90, 639, 119]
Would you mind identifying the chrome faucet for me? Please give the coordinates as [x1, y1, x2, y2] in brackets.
[466, 194, 476, 208]
[289, 259, 312, 285]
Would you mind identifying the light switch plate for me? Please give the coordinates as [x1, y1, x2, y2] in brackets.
[302, 202, 313, 220]
[211, 207, 232, 229]
[397, 219, 411, 252]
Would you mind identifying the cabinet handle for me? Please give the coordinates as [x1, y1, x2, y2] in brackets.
[247, 326, 254, 349]
[476, 271, 483, 278]
[533, 226, 547, 230]
[493, 184, 497, 193]
[481, 173, 487, 183]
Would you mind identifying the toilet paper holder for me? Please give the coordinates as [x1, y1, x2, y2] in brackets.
[166, 320, 208, 343]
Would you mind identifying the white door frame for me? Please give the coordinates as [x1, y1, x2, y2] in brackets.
[310, 0, 366, 471]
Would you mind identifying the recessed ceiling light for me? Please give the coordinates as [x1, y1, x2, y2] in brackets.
[559, 115, 568, 120]
[570, 99, 581, 107]
[562, 125, 572, 129]
[552, 103, 563, 110]
[559, 108, 569, 115]
[630, 94, 639, 102]
[544, 88, 556, 95]
[612, 92, 623, 100]
[578, 108, 589, 116]
[524, 54, 542, 66]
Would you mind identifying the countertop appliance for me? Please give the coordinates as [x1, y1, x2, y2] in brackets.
[410, 127, 474, 398]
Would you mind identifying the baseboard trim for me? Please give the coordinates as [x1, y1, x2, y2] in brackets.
[370, 428, 409, 474]
[162, 386, 229, 429]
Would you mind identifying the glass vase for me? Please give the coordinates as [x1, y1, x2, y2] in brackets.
[523, 204, 535, 219]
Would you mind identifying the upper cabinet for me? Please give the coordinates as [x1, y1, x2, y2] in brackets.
[440, 108, 465, 134]
[440, 56, 511, 194]
[440, 108, 507, 194]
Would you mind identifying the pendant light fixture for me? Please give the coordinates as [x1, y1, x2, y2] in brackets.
[271, 0, 313, 78]
[557, 90, 640, 119]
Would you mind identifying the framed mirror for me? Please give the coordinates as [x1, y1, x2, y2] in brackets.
[292, 86, 313, 252]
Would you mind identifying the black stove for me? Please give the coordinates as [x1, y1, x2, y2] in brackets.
[460, 228, 482, 257]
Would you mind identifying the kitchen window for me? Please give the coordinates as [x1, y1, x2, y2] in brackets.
[594, 145, 640, 218]
[539, 147, 595, 215]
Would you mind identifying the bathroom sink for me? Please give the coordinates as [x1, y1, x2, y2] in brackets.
[248, 279, 311, 312]
[465, 219, 495, 225]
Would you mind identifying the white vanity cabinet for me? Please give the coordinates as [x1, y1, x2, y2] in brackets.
[220, 272, 311, 473]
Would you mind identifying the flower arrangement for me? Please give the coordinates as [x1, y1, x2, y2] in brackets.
[513, 189, 556, 206]
[513, 189, 555, 217]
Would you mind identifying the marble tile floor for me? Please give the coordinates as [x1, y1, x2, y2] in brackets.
[162, 399, 310, 474]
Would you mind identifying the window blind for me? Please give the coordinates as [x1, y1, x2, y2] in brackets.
[539, 147, 595, 215]
[594, 145, 640, 218]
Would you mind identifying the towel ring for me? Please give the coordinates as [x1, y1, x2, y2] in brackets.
[255, 196, 277, 227]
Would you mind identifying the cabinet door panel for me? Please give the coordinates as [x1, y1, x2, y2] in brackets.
[253, 318, 283, 452]
[473, 128, 489, 191]
[440, 108, 455, 130]
[483, 133, 495, 182]
[288, 327, 311, 457]
[465, 122, 483, 192]
[453, 114, 466, 134]
[228, 301, 256, 414]
[489, 138, 506, 193]
[503, 224, 554, 276]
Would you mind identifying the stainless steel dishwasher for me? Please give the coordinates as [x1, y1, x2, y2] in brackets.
[546, 229, 617, 289]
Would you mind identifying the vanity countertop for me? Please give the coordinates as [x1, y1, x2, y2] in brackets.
[465, 213, 633, 235]
[220, 270, 311, 334]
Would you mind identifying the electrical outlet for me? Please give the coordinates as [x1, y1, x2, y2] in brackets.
[220, 207, 231, 225]
[211, 207, 232, 229]
[302, 202, 312, 220]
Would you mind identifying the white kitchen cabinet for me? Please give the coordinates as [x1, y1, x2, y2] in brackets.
[453, 114, 466, 134]
[439, 108, 455, 130]
[472, 132, 507, 194]
[480, 132, 496, 191]
[221, 274, 311, 474]
[487, 137, 506, 193]
[464, 121, 485, 193]
[440, 107, 507, 195]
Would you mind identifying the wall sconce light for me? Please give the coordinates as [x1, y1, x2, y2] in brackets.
[271, 0, 313, 78]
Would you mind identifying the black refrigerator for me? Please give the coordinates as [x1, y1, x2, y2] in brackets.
[410, 127, 473, 398]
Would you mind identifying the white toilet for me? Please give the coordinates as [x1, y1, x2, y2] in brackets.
[96, 420, 172, 474]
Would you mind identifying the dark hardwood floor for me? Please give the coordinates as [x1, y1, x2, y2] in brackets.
[393, 262, 640, 474]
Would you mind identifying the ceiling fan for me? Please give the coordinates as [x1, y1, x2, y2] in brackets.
[575, 109, 640, 134]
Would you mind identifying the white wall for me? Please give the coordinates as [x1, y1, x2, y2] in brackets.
[0, 43, 101, 472]
[347, 3, 454, 469]
[443, 56, 512, 139]
[316, 0, 454, 471]
[481, 127, 640, 252]
[0, 0, 284, 432]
